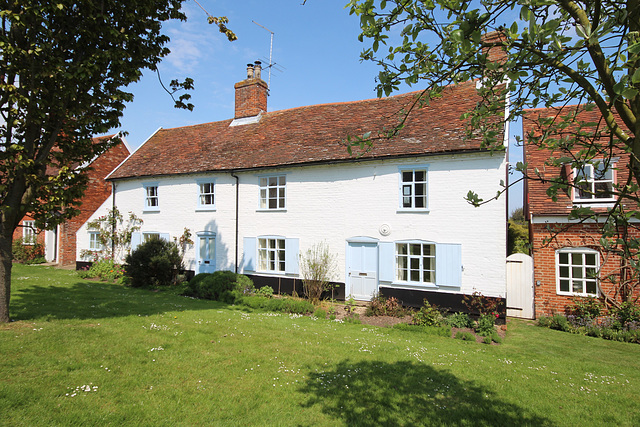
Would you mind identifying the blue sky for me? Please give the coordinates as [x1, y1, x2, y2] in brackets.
[116, 0, 523, 213]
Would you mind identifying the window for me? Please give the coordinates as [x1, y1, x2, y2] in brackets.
[399, 168, 428, 210]
[23, 221, 36, 245]
[396, 242, 435, 284]
[143, 232, 160, 242]
[144, 184, 159, 210]
[258, 237, 286, 272]
[259, 175, 286, 210]
[557, 248, 599, 296]
[89, 231, 103, 251]
[573, 161, 615, 201]
[198, 181, 215, 209]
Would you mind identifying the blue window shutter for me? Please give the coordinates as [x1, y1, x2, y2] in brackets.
[436, 243, 462, 287]
[243, 237, 256, 272]
[378, 242, 395, 282]
[159, 233, 170, 242]
[285, 238, 299, 275]
[130, 232, 141, 252]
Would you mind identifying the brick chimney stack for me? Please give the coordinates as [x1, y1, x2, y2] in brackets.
[234, 61, 268, 119]
[481, 30, 507, 65]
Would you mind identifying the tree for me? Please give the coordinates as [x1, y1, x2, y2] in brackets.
[348, 0, 639, 304]
[0, 1, 235, 322]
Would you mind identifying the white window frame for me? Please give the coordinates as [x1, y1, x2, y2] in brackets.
[22, 220, 36, 245]
[398, 166, 429, 212]
[258, 237, 286, 273]
[143, 183, 160, 212]
[556, 247, 600, 297]
[573, 160, 616, 203]
[88, 231, 104, 251]
[196, 179, 216, 211]
[258, 175, 286, 210]
[395, 241, 436, 285]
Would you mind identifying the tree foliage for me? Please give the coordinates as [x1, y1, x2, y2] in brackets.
[0, 1, 234, 322]
[348, 0, 639, 304]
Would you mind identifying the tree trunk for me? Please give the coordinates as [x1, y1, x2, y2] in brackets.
[0, 232, 13, 323]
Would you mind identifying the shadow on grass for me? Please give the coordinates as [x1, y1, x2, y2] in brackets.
[299, 359, 552, 426]
[9, 280, 224, 321]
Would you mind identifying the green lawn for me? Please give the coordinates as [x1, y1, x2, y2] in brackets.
[2, 264, 639, 426]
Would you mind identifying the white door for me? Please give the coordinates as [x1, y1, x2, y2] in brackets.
[506, 253, 535, 319]
[197, 234, 216, 274]
[347, 242, 378, 301]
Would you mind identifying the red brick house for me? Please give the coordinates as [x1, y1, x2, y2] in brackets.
[12, 135, 130, 266]
[523, 105, 639, 317]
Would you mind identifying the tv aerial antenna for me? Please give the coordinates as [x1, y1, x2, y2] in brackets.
[252, 21, 284, 92]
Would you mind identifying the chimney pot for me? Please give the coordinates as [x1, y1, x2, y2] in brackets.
[254, 61, 262, 80]
[246, 64, 254, 79]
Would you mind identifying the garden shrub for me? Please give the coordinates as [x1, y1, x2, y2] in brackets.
[12, 238, 45, 264]
[314, 308, 327, 319]
[240, 295, 314, 314]
[183, 271, 253, 303]
[547, 314, 571, 332]
[566, 296, 602, 320]
[611, 302, 640, 329]
[255, 286, 274, 298]
[366, 294, 406, 317]
[393, 323, 451, 337]
[78, 259, 124, 283]
[446, 312, 473, 328]
[462, 291, 500, 317]
[411, 299, 445, 327]
[125, 237, 182, 288]
[475, 314, 497, 336]
[455, 331, 475, 341]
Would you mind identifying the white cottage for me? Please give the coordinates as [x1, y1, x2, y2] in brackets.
[78, 62, 508, 310]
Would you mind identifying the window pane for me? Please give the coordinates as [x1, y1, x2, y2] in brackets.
[559, 252, 568, 264]
[269, 239, 276, 249]
[572, 281, 583, 293]
[402, 171, 413, 182]
[258, 239, 267, 249]
[397, 256, 407, 269]
[423, 270, 433, 283]
[410, 257, 420, 269]
[560, 279, 570, 292]
[403, 197, 412, 208]
[278, 239, 285, 249]
[269, 176, 277, 186]
[403, 185, 411, 196]
[586, 281, 597, 295]
[415, 170, 425, 182]
[200, 238, 207, 259]
[410, 270, 420, 282]
[260, 177, 267, 187]
[279, 176, 286, 186]
[571, 253, 583, 265]
[398, 269, 407, 281]
[397, 244, 407, 255]
[594, 182, 612, 198]
[410, 244, 421, 256]
[559, 266, 569, 278]
[415, 183, 425, 196]
[572, 267, 583, 279]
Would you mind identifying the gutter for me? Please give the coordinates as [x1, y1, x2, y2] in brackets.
[111, 182, 117, 258]
[230, 171, 239, 274]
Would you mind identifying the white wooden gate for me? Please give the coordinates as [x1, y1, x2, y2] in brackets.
[506, 253, 534, 319]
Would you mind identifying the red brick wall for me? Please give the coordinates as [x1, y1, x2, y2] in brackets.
[531, 222, 640, 317]
[234, 78, 268, 119]
[56, 142, 130, 266]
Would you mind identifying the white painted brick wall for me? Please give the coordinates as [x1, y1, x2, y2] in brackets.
[77, 152, 507, 297]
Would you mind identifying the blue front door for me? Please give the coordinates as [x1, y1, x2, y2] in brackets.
[197, 234, 216, 274]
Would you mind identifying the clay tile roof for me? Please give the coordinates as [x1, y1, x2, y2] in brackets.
[109, 80, 495, 180]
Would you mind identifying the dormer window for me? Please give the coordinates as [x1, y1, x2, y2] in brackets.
[573, 161, 615, 202]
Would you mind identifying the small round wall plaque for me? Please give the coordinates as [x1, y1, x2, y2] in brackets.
[379, 224, 391, 236]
